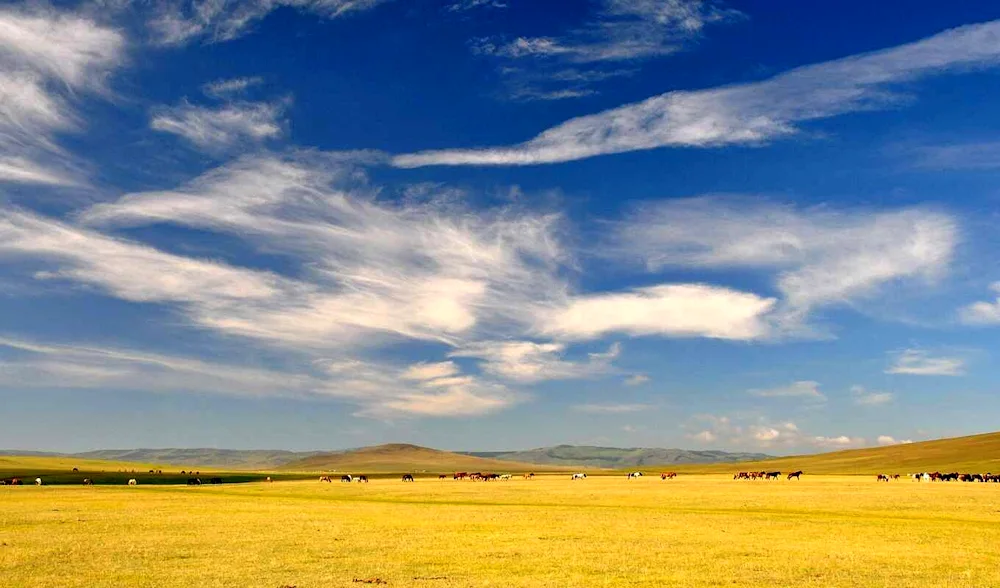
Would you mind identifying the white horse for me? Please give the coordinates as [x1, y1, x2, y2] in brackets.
[499, 474, 512, 480]
[627, 471, 643, 479]
[572, 473, 587, 480]
[128, 479, 137, 486]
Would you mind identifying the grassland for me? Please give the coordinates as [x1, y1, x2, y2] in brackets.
[665, 431, 1000, 475]
[3, 474, 999, 587]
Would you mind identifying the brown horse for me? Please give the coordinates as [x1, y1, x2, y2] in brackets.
[787, 471, 802, 480]
[661, 472, 677, 480]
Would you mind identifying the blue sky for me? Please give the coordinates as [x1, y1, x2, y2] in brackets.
[1, 0, 1000, 453]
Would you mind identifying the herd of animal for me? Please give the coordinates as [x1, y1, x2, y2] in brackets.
[734, 470, 804, 480]
[889, 472, 999, 482]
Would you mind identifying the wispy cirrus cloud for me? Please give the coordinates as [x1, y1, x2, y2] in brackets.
[202, 76, 264, 99]
[151, 100, 286, 153]
[471, 0, 740, 101]
[149, 0, 392, 46]
[448, 0, 506, 12]
[909, 141, 1000, 170]
[396, 19, 1000, 166]
[749, 381, 826, 401]
[610, 197, 957, 331]
[450, 341, 620, 383]
[851, 385, 893, 406]
[624, 374, 649, 386]
[959, 282, 1000, 325]
[573, 402, 652, 414]
[0, 7, 124, 186]
[886, 349, 965, 376]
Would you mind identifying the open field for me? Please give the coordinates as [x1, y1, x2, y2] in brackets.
[3, 475, 1000, 587]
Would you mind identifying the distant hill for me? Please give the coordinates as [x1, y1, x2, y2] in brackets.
[279, 443, 562, 473]
[462, 445, 772, 468]
[73, 449, 321, 469]
[667, 431, 1000, 475]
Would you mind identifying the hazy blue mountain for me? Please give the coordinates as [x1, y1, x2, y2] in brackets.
[462, 445, 772, 468]
[72, 448, 322, 469]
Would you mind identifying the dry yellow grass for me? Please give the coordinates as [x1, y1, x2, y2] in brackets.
[3, 474, 999, 587]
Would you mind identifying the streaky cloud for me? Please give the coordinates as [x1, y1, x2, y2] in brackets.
[395, 20, 1000, 167]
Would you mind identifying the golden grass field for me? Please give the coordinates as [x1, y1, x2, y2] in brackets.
[3, 473, 1000, 588]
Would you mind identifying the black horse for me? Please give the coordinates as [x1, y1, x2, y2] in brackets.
[401, 474, 414, 482]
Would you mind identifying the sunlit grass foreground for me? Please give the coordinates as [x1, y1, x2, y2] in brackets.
[3, 475, 999, 587]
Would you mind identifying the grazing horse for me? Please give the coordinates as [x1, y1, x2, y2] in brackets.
[83, 478, 93, 486]
[734, 472, 749, 480]
[265, 476, 272, 483]
[0, 480, 5, 485]
[627, 471, 643, 479]
[439, 474, 447, 480]
[10, 478, 22, 486]
[524, 472, 535, 479]
[454, 472, 468, 480]
[72, 468, 79, 472]
[357, 475, 368, 483]
[877, 474, 890, 482]
[765, 471, 781, 480]
[341, 475, 353, 483]
[402, 474, 415, 482]
[320, 476, 332, 483]
[128, 479, 137, 486]
[661, 472, 677, 480]
[572, 473, 587, 480]
[35, 478, 42, 486]
[787, 471, 802, 480]
[499, 474, 512, 480]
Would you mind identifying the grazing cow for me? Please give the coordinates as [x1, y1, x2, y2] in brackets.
[35, 478, 42, 486]
[210, 477, 223, 484]
[661, 472, 677, 480]
[357, 475, 368, 483]
[765, 471, 781, 480]
[402, 474, 415, 482]
[627, 471, 643, 479]
[83, 478, 93, 486]
[187, 478, 202, 486]
[572, 473, 587, 480]
[787, 471, 803, 480]
[341, 475, 353, 483]
[128, 479, 137, 486]
[320, 476, 332, 483]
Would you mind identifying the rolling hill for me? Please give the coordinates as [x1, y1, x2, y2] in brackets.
[279, 443, 564, 473]
[73, 448, 320, 469]
[464, 445, 772, 468]
[666, 431, 1000, 475]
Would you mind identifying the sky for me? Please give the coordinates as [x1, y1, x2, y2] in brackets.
[1, 0, 1000, 454]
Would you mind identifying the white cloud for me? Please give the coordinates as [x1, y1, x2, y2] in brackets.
[749, 380, 825, 401]
[471, 0, 739, 100]
[886, 349, 965, 376]
[573, 402, 651, 414]
[451, 341, 619, 383]
[395, 20, 1000, 166]
[610, 197, 956, 328]
[624, 374, 649, 386]
[448, 0, 506, 12]
[877, 435, 913, 446]
[151, 101, 285, 152]
[959, 282, 1000, 325]
[0, 8, 124, 186]
[202, 76, 264, 98]
[149, 0, 393, 46]
[400, 361, 460, 381]
[689, 414, 864, 451]
[535, 283, 776, 341]
[812, 435, 866, 449]
[851, 385, 893, 406]
[80, 154, 568, 349]
[910, 141, 1000, 170]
